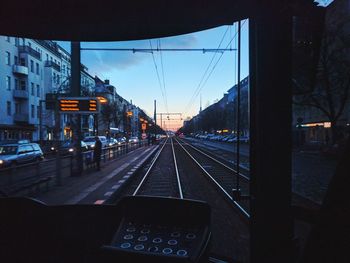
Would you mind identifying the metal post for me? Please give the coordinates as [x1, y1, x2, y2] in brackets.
[154, 99, 157, 126]
[55, 101, 62, 186]
[71, 42, 83, 176]
[39, 100, 43, 145]
[233, 20, 241, 200]
[249, 4, 293, 263]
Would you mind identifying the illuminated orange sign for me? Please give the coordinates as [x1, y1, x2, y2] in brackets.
[58, 97, 99, 113]
[127, 111, 133, 117]
[97, 96, 108, 104]
[142, 123, 147, 130]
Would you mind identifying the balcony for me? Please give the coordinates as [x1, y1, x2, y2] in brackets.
[13, 89, 29, 99]
[18, 45, 41, 60]
[14, 113, 29, 123]
[45, 60, 61, 72]
[12, 65, 29, 75]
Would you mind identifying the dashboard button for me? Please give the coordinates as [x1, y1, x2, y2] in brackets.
[171, 232, 181, 238]
[177, 250, 188, 256]
[126, 227, 136, 232]
[123, 234, 134, 240]
[162, 248, 173, 254]
[186, 233, 196, 239]
[168, 239, 178, 245]
[134, 244, 145, 251]
[148, 246, 159, 253]
[141, 229, 150, 234]
[120, 242, 131, 249]
[152, 237, 162, 244]
[138, 236, 148, 242]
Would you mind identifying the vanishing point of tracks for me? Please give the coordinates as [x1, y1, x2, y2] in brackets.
[130, 136, 250, 220]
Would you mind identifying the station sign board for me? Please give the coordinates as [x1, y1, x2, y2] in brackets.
[58, 97, 99, 114]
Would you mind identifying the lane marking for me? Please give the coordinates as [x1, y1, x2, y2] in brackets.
[112, 184, 121, 189]
[104, 192, 113, 196]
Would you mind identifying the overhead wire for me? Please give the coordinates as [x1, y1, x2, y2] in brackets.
[183, 26, 230, 117]
[149, 40, 168, 117]
[184, 20, 247, 117]
[158, 39, 169, 114]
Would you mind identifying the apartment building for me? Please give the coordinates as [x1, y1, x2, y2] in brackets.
[0, 37, 95, 141]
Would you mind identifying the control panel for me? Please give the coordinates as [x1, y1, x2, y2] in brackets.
[102, 196, 211, 263]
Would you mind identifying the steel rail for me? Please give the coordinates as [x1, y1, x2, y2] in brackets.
[132, 137, 169, 196]
[170, 137, 183, 199]
[178, 138, 250, 181]
[174, 137, 250, 219]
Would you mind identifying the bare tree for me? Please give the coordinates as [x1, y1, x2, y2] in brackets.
[293, 17, 350, 144]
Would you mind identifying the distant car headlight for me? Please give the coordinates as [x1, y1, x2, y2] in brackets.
[51, 147, 55, 151]
[0, 160, 3, 165]
[91, 145, 95, 148]
[68, 148, 74, 152]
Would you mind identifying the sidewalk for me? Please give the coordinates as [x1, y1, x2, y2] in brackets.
[33, 144, 158, 205]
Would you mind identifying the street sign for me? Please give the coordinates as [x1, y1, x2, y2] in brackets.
[142, 123, 147, 130]
[58, 97, 99, 114]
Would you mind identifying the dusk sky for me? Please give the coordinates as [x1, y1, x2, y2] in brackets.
[58, 20, 249, 131]
[56, 0, 331, 131]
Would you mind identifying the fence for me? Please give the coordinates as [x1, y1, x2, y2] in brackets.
[0, 140, 148, 197]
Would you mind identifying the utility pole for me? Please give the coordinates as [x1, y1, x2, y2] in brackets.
[71, 42, 83, 176]
[154, 100, 157, 126]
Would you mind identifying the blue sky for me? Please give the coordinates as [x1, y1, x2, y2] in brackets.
[58, 20, 249, 130]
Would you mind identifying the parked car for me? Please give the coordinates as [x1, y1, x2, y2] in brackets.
[116, 138, 126, 146]
[60, 141, 88, 155]
[107, 138, 118, 147]
[0, 142, 44, 167]
[129, 136, 139, 143]
[83, 136, 108, 149]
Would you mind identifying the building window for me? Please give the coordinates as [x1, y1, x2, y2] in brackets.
[14, 79, 18, 90]
[7, 101, 11, 116]
[30, 60, 34, 73]
[6, 76, 11, 90]
[36, 84, 40, 97]
[20, 80, 26, 90]
[15, 37, 19, 46]
[46, 54, 49, 60]
[57, 75, 60, 85]
[28, 42, 31, 48]
[5, 36, 10, 42]
[31, 105, 35, 118]
[5, 51, 10, 65]
[53, 73, 56, 83]
[14, 55, 18, 65]
[31, 82, 34, 95]
[20, 58, 25, 66]
[15, 103, 21, 114]
[37, 106, 40, 119]
[36, 63, 39, 75]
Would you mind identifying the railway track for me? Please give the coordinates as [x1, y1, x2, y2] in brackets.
[174, 137, 250, 219]
[132, 137, 183, 199]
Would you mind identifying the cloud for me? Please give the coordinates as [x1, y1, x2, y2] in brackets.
[79, 34, 197, 74]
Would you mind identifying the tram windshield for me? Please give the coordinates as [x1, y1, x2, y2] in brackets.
[1, 1, 348, 262]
